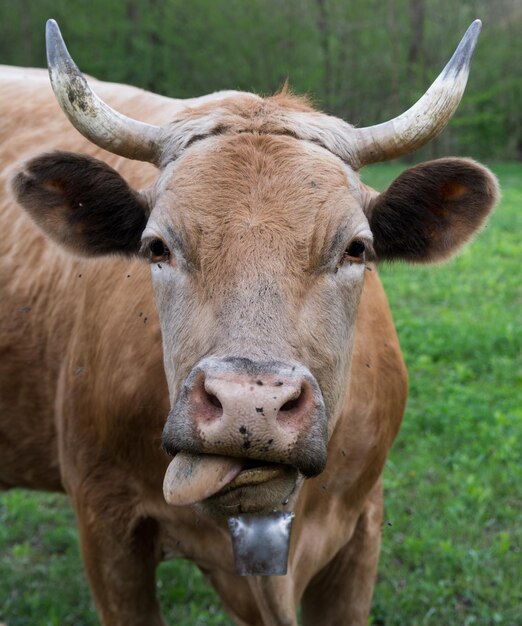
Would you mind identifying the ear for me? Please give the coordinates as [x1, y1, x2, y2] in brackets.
[366, 158, 499, 263]
[12, 151, 150, 256]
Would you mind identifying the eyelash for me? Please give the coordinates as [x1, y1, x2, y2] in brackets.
[148, 238, 170, 263]
[339, 239, 366, 267]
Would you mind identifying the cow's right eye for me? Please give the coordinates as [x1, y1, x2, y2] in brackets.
[149, 239, 170, 263]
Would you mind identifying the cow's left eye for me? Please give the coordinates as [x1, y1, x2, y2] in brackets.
[342, 239, 366, 264]
[149, 238, 170, 263]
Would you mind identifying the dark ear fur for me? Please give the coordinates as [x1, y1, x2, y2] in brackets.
[12, 151, 150, 256]
[367, 158, 499, 263]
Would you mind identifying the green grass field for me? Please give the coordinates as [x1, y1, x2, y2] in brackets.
[1, 163, 520, 626]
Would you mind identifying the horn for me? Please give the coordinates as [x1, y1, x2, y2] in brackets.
[46, 19, 163, 165]
[349, 20, 482, 169]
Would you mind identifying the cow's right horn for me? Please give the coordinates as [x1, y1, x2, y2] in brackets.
[46, 19, 163, 166]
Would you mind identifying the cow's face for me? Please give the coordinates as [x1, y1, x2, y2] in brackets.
[140, 133, 372, 513]
[12, 135, 498, 515]
[13, 15, 497, 518]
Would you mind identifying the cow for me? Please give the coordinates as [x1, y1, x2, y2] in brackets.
[0, 19, 498, 626]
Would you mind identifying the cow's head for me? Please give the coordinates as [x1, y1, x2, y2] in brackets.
[12, 20, 498, 517]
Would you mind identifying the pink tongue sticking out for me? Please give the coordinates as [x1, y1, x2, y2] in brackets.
[163, 451, 244, 506]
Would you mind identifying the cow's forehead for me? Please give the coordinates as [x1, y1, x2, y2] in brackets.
[151, 132, 367, 264]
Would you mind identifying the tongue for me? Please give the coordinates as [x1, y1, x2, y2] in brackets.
[163, 451, 244, 506]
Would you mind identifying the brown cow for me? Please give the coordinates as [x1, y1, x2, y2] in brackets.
[0, 20, 498, 626]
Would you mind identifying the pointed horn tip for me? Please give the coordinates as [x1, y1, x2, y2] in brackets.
[45, 19, 60, 40]
[465, 18, 482, 43]
[45, 18, 81, 79]
[46, 19, 63, 65]
[441, 19, 483, 80]
[460, 18, 482, 51]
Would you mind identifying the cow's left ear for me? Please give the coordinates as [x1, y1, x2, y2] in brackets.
[12, 151, 150, 257]
[366, 158, 499, 263]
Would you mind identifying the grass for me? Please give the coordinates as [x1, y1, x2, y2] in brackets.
[367, 162, 522, 626]
[1, 163, 520, 625]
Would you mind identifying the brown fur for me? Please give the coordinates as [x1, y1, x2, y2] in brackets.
[0, 65, 497, 625]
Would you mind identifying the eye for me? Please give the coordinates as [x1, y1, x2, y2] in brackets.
[342, 239, 366, 264]
[149, 238, 170, 263]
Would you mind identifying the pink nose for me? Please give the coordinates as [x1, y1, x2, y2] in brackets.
[194, 368, 314, 439]
[163, 357, 328, 476]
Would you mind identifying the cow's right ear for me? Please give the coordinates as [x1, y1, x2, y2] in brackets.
[12, 151, 150, 257]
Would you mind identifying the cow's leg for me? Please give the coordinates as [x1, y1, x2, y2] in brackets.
[301, 490, 383, 626]
[248, 575, 298, 626]
[207, 569, 297, 626]
[202, 569, 264, 626]
[71, 492, 165, 626]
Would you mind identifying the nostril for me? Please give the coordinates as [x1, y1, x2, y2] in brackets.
[190, 377, 223, 425]
[205, 391, 223, 410]
[280, 391, 303, 413]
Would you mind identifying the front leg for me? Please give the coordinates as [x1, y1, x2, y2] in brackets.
[71, 489, 165, 626]
[202, 565, 297, 626]
[301, 487, 383, 626]
[247, 575, 298, 626]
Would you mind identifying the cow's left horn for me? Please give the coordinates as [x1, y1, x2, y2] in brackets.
[349, 20, 482, 169]
[46, 19, 163, 165]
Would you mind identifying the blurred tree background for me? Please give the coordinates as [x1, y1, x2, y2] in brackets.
[1, 0, 521, 161]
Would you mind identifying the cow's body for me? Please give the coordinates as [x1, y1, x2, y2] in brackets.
[0, 18, 498, 623]
[0, 66, 407, 625]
